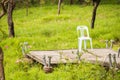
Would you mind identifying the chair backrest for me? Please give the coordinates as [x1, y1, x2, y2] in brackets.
[77, 26, 90, 37]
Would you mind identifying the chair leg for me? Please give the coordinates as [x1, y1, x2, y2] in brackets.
[90, 39, 93, 50]
[78, 39, 82, 52]
[84, 40, 86, 50]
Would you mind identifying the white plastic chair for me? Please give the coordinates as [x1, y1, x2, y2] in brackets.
[77, 26, 93, 52]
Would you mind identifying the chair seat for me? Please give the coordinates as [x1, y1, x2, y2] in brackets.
[78, 37, 91, 40]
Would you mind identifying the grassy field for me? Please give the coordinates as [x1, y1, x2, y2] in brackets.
[0, 2, 120, 80]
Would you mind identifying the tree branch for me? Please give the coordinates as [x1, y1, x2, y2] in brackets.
[0, 0, 8, 19]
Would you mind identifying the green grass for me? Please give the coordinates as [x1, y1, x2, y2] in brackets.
[0, 3, 120, 80]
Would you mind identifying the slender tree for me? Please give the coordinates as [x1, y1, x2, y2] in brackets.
[78, 0, 84, 4]
[7, 0, 15, 37]
[91, 0, 101, 29]
[30, 0, 34, 4]
[0, 0, 15, 37]
[58, 0, 61, 15]
[26, 0, 29, 16]
[0, 47, 5, 80]
[70, 0, 73, 5]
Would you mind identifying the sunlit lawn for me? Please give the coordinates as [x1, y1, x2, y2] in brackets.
[0, 3, 120, 80]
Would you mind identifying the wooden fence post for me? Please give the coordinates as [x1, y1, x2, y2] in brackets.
[118, 48, 120, 58]
[110, 40, 114, 49]
[48, 56, 52, 67]
[113, 54, 117, 68]
[108, 53, 113, 68]
[105, 40, 109, 48]
[43, 55, 47, 66]
[0, 47, 5, 80]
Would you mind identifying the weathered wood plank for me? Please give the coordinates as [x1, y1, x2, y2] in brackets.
[27, 49, 119, 68]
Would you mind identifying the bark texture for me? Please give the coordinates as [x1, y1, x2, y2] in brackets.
[7, 0, 15, 37]
[0, 0, 15, 37]
[91, 0, 101, 29]
[70, 0, 73, 5]
[0, 0, 8, 19]
[58, 0, 61, 15]
[0, 47, 5, 80]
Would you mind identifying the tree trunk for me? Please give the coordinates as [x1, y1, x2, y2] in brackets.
[7, 0, 15, 37]
[78, 0, 84, 4]
[0, 47, 5, 80]
[70, 0, 73, 5]
[91, 0, 101, 29]
[58, 0, 61, 15]
[30, 0, 34, 4]
[26, 0, 29, 16]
